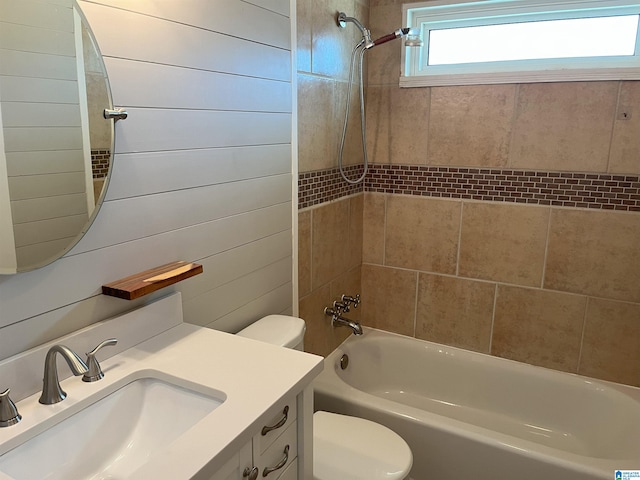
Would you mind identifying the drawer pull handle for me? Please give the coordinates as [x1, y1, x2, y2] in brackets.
[243, 466, 258, 480]
[261, 405, 289, 436]
[262, 445, 289, 477]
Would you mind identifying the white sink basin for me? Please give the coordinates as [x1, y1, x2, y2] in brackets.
[0, 377, 224, 480]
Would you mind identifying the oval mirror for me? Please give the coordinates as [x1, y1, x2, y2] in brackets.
[0, 0, 113, 274]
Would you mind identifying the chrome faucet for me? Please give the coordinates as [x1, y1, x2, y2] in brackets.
[39, 345, 88, 405]
[324, 296, 363, 335]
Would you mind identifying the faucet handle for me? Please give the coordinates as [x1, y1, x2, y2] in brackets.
[0, 389, 21, 427]
[83, 338, 118, 383]
[333, 300, 349, 313]
[342, 294, 360, 308]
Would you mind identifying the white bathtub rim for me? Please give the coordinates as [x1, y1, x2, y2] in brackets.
[313, 327, 640, 475]
[342, 327, 640, 399]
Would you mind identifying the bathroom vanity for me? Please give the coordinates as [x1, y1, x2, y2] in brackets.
[0, 293, 323, 479]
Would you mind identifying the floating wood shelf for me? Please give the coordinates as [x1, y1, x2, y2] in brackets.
[102, 261, 203, 300]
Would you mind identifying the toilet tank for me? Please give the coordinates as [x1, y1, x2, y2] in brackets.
[236, 315, 306, 351]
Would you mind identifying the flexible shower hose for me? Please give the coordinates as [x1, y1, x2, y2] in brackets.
[338, 39, 368, 185]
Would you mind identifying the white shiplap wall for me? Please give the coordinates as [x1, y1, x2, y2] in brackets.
[0, 0, 296, 361]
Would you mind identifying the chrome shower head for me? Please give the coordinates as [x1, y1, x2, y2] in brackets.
[368, 27, 411, 49]
[337, 13, 417, 50]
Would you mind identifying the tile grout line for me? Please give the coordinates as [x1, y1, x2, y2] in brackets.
[540, 206, 553, 289]
[605, 81, 623, 174]
[456, 201, 464, 277]
[488, 283, 498, 354]
[413, 271, 419, 338]
[576, 296, 590, 375]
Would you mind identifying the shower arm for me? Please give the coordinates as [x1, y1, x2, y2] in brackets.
[337, 12, 373, 49]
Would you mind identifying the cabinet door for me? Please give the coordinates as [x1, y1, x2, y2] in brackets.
[207, 441, 253, 480]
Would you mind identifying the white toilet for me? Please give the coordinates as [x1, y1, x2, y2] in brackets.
[237, 315, 413, 480]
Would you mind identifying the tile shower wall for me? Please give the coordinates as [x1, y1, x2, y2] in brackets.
[297, 0, 369, 356]
[298, 0, 640, 387]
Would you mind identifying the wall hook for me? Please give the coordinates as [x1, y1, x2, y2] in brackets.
[104, 108, 128, 121]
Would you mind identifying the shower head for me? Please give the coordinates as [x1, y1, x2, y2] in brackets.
[337, 13, 416, 50]
[367, 28, 411, 49]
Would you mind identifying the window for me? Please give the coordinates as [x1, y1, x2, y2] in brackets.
[402, 0, 640, 87]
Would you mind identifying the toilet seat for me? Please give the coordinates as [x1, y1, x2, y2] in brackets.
[313, 411, 413, 480]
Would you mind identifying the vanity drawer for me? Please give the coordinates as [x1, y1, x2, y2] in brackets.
[255, 396, 297, 455]
[276, 457, 298, 480]
[255, 420, 297, 479]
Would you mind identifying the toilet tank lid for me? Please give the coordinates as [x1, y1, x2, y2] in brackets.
[236, 315, 306, 348]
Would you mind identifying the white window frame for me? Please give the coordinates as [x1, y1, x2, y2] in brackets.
[401, 0, 640, 87]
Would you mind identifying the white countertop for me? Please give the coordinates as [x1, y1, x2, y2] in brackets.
[0, 295, 323, 479]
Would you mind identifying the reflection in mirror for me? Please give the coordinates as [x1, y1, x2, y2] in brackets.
[0, 0, 113, 274]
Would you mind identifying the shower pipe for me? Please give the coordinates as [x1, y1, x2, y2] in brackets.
[336, 12, 414, 185]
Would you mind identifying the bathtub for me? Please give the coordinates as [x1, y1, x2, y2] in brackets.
[313, 328, 640, 480]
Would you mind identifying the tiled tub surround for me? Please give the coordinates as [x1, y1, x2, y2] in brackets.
[295, 1, 640, 388]
[298, 187, 640, 387]
[363, 192, 640, 387]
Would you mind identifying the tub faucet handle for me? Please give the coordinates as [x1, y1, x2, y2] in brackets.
[83, 338, 118, 382]
[342, 294, 360, 308]
[333, 300, 349, 313]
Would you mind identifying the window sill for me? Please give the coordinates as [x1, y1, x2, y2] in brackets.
[400, 67, 640, 88]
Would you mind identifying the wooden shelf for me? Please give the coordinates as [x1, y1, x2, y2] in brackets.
[102, 261, 203, 300]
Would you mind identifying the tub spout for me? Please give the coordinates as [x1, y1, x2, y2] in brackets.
[324, 307, 363, 335]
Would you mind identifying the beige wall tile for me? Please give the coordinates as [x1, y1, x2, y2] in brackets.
[348, 194, 364, 269]
[363, 193, 385, 264]
[389, 87, 430, 165]
[296, 0, 312, 73]
[339, 80, 366, 167]
[510, 82, 618, 171]
[492, 285, 587, 372]
[459, 202, 549, 287]
[609, 81, 640, 175]
[312, 198, 352, 288]
[545, 209, 640, 303]
[367, 4, 403, 87]
[298, 74, 337, 173]
[428, 85, 515, 168]
[579, 298, 640, 387]
[298, 210, 312, 297]
[385, 196, 461, 274]
[299, 284, 333, 356]
[416, 274, 495, 353]
[312, 0, 367, 80]
[366, 85, 391, 164]
[360, 264, 417, 335]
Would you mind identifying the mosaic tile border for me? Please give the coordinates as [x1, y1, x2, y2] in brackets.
[299, 164, 640, 212]
[299, 165, 364, 208]
[91, 149, 111, 179]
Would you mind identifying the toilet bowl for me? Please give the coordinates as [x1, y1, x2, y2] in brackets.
[237, 315, 413, 480]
